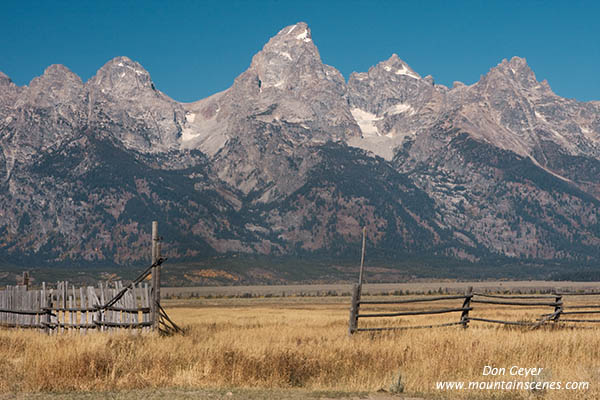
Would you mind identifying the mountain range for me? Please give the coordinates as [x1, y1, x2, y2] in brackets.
[1, 22, 599, 282]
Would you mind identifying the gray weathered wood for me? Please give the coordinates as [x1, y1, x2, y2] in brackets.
[468, 316, 534, 326]
[553, 310, 600, 315]
[552, 292, 563, 323]
[564, 305, 600, 309]
[559, 291, 600, 296]
[348, 284, 360, 335]
[360, 307, 472, 318]
[79, 287, 86, 334]
[99, 282, 106, 332]
[151, 221, 158, 312]
[94, 320, 153, 328]
[471, 299, 561, 307]
[559, 318, 600, 323]
[142, 283, 150, 333]
[357, 321, 464, 331]
[360, 295, 468, 305]
[358, 226, 366, 286]
[151, 221, 159, 330]
[68, 296, 74, 328]
[473, 292, 557, 299]
[461, 287, 473, 328]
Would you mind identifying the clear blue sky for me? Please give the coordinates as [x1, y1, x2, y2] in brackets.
[1, 0, 598, 102]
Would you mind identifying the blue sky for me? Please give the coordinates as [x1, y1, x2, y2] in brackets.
[1, 0, 598, 102]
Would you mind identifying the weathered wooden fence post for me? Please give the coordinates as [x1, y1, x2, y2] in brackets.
[349, 227, 367, 335]
[151, 221, 160, 331]
[460, 286, 473, 329]
[156, 236, 161, 314]
[348, 283, 360, 335]
[358, 227, 366, 285]
[552, 290, 563, 323]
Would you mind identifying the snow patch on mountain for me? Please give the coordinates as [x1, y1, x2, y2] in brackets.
[295, 30, 311, 42]
[351, 108, 382, 137]
[387, 103, 415, 115]
[346, 135, 397, 161]
[395, 64, 420, 79]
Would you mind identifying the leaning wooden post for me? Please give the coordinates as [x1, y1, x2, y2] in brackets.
[151, 221, 160, 331]
[357, 226, 365, 318]
[349, 227, 367, 335]
[348, 283, 360, 335]
[155, 237, 161, 315]
[552, 290, 563, 323]
[460, 286, 473, 329]
[358, 227, 366, 287]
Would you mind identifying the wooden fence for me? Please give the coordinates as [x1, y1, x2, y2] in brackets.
[0, 281, 152, 333]
[0, 221, 181, 335]
[348, 284, 600, 334]
[348, 228, 600, 334]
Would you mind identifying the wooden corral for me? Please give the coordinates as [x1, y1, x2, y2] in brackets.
[0, 221, 181, 335]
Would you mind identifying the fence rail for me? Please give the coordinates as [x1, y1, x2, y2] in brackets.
[348, 285, 600, 334]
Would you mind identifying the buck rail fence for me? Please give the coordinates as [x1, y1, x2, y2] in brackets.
[0, 221, 181, 335]
[348, 227, 600, 334]
[348, 285, 600, 334]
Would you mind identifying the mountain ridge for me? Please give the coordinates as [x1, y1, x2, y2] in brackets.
[1, 21, 599, 277]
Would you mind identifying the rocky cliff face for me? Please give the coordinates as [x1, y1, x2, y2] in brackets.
[1, 22, 599, 270]
[86, 57, 185, 152]
[180, 22, 361, 203]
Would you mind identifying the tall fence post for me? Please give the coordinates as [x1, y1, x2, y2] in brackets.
[349, 227, 367, 335]
[348, 283, 360, 335]
[151, 221, 160, 331]
[552, 290, 563, 323]
[42, 282, 50, 334]
[460, 286, 473, 329]
[358, 227, 366, 286]
[156, 238, 161, 315]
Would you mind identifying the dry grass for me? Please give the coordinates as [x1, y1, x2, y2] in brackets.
[161, 281, 600, 298]
[0, 295, 599, 399]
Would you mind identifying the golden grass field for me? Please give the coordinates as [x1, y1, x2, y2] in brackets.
[0, 292, 599, 399]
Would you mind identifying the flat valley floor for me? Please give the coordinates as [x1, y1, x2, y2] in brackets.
[1, 286, 599, 399]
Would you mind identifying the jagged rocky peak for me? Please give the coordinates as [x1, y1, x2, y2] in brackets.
[0, 71, 23, 109]
[348, 54, 421, 87]
[37, 64, 81, 82]
[23, 64, 84, 107]
[241, 21, 343, 93]
[182, 21, 351, 156]
[376, 53, 421, 79]
[85, 56, 184, 152]
[347, 53, 435, 119]
[87, 56, 155, 98]
[210, 21, 360, 141]
[481, 56, 540, 89]
[0, 71, 13, 86]
[266, 21, 314, 49]
[345, 54, 446, 161]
